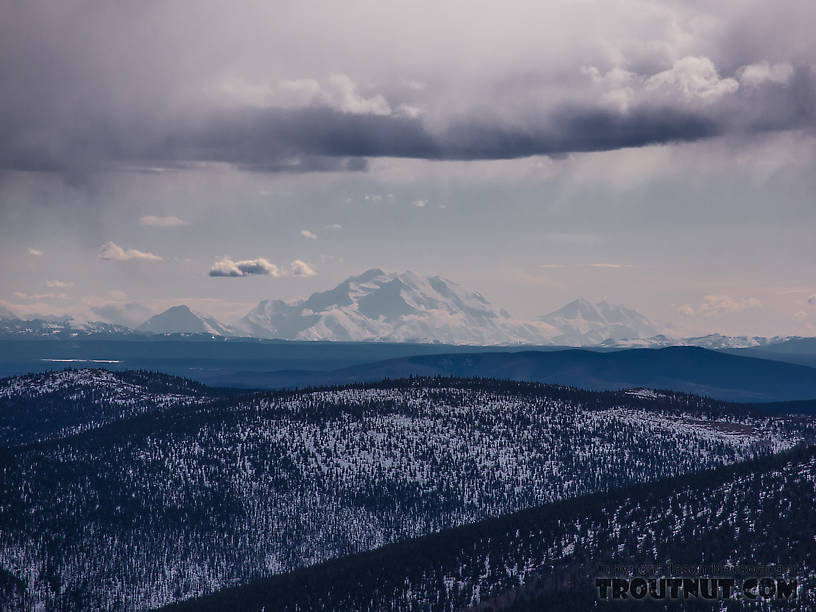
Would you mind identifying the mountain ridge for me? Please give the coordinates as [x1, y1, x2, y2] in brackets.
[237, 268, 555, 345]
[0, 269, 809, 348]
[201, 346, 816, 402]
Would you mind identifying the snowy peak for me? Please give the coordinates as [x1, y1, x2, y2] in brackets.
[137, 305, 231, 336]
[674, 333, 794, 349]
[239, 269, 543, 344]
[544, 297, 606, 323]
[539, 298, 660, 346]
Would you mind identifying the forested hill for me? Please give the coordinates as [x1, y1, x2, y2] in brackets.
[1, 372, 814, 609]
[0, 369, 229, 446]
[202, 346, 816, 402]
[163, 446, 816, 612]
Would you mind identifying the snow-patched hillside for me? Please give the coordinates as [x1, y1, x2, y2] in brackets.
[238, 268, 556, 344]
[168, 447, 816, 611]
[1, 375, 813, 610]
[0, 369, 220, 445]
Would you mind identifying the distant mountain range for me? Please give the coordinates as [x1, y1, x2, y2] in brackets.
[0, 268, 809, 348]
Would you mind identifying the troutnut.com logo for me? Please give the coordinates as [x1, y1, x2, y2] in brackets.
[595, 564, 802, 601]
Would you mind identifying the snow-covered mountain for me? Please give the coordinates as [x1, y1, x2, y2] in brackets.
[537, 297, 661, 346]
[137, 305, 232, 336]
[674, 333, 794, 349]
[0, 317, 142, 338]
[238, 268, 555, 344]
[607, 333, 796, 349]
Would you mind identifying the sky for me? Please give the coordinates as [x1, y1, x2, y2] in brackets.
[1, 0, 815, 337]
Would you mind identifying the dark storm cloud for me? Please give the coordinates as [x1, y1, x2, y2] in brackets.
[0, 1, 815, 175]
[437, 108, 721, 158]
[2, 85, 813, 175]
[0, 103, 734, 173]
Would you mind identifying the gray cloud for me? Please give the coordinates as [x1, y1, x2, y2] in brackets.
[0, 100, 759, 172]
[89, 302, 153, 327]
[14, 291, 70, 301]
[98, 241, 163, 262]
[208, 257, 316, 278]
[678, 295, 762, 317]
[140, 215, 187, 227]
[289, 260, 317, 277]
[4, 83, 812, 174]
[209, 257, 280, 277]
[1, 3, 814, 176]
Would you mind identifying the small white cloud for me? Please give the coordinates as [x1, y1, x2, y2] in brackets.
[402, 79, 426, 91]
[300, 229, 318, 240]
[586, 263, 630, 269]
[46, 280, 74, 288]
[539, 263, 629, 270]
[14, 291, 69, 301]
[290, 259, 317, 277]
[209, 257, 280, 277]
[582, 65, 639, 112]
[645, 56, 739, 103]
[215, 73, 391, 116]
[738, 61, 794, 87]
[395, 103, 423, 118]
[98, 241, 163, 262]
[325, 223, 342, 230]
[412, 200, 427, 208]
[275, 78, 323, 107]
[680, 295, 761, 317]
[140, 215, 188, 227]
[325, 74, 391, 116]
[794, 311, 808, 320]
[28, 248, 44, 257]
[678, 304, 696, 317]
